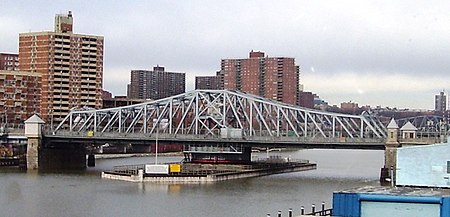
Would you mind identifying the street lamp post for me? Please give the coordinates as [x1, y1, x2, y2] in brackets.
[155, 126, 159, 164]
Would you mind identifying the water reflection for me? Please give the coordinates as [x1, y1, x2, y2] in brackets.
[0, 149, 383, 217]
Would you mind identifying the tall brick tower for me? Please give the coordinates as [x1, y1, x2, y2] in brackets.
[19, 11, 104, 124]
[220, 51, 300, 105]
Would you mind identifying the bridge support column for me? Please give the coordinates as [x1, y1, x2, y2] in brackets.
[24, 115, 45, 170]
[381, 119, 399, 185]
[87, 154, 95, 167]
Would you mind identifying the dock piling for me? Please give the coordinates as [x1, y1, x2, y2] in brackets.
[288, 208, 292, 217]
[277, 210, 281, 217]
[300, 206, 304, 215]
[311, 204, 315, 215]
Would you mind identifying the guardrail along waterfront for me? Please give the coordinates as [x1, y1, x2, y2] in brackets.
[266, 202, 332, 217]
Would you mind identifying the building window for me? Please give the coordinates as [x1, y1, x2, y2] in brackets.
[447, 161, 450, 173]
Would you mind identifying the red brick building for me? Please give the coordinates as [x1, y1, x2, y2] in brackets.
[18, 11, 104, 123]
[0, 53, 19, 70]
[0, 70, 41, 126]
[298, 91, 315, 109]
[127, 66, 185, 100]
[220, 51, 300, 105]
[195, 71, 221, 90]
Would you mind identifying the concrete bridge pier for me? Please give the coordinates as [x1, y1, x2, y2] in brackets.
[25, 114, 88, 170]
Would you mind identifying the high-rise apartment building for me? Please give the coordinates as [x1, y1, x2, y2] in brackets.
[220, 51, 300, 105]
[127, 66, 185, 100]
[0, 53, 19, 70]
[0, 70, 41, 126]
[435, 91, 447, 112]
[195, 71, 221, 90]
[18, 11, 104, 123]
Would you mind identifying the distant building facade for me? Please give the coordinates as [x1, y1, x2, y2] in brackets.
[18, 11, 104, 123]
[435, 91, 447, 112]
[102, 96, 147, 109]
[0, 70, 41, 126]
[298, 91, 314, 109]
[195, 72, 220, 90]
[102, 90, 113, 100]
[127, 66, 185, 100]
[219, 51, 300, 105]
[0, 53, 19, 70]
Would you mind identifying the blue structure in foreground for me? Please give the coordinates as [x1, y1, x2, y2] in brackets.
[333, 186, 450, 217]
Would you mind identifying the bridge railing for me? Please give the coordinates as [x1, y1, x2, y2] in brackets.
[107, 160, 313, 177]
[48, 130, 386, 146]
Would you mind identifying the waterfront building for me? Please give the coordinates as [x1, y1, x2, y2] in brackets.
[127, 66, 185, 100]
[435, 91, 447, 112]
[333, 186, 450, 217]
[18, 11, 104, 123]
[0, 53, 19, 70]
[0, 70, 41, 126]
[397, 142, 450, 188]
[333, 125, 450, 217]
[219, 51, 300, 105]
[195, 72, 220, 90]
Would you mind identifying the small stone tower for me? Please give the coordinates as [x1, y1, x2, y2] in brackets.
[384, 118, 400, 183]
[25, 114, 45, 170]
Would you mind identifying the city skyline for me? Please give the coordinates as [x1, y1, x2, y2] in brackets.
[1, 1, 450, 109]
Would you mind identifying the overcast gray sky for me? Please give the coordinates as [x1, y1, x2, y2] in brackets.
[1, 0, 449, 109]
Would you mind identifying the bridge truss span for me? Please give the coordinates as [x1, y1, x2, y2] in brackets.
[53, 90, 386, 145]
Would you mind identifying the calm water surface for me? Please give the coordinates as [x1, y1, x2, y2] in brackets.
[0, 149, 383, 217]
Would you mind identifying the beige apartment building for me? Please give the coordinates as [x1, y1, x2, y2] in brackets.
[18, 11, 104, 123]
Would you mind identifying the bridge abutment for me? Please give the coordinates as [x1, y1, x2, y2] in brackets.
[25, 114, 88, 170]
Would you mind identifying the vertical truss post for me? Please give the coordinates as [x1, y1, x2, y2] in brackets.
[276, 107, 280, 137]
[69, 113, 73, 131]
[332, 116, 336, 138]
[118, 108, 122, 133]
[360, 119, 364, 138]
[144, 105, 147, 134]
[250, 101, 253, 137]
[169, 100, 173, 134]
[94, 112, 97, 132]
[195, 92, 199, 135]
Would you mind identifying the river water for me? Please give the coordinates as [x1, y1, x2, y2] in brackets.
[0, 149, 383, 217]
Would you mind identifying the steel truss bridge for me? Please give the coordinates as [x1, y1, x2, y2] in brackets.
[397, 115, 449, 135]
[49, 90, 388, 149]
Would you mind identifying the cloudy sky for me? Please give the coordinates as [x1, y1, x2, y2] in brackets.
[1, 1, 449, 109]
